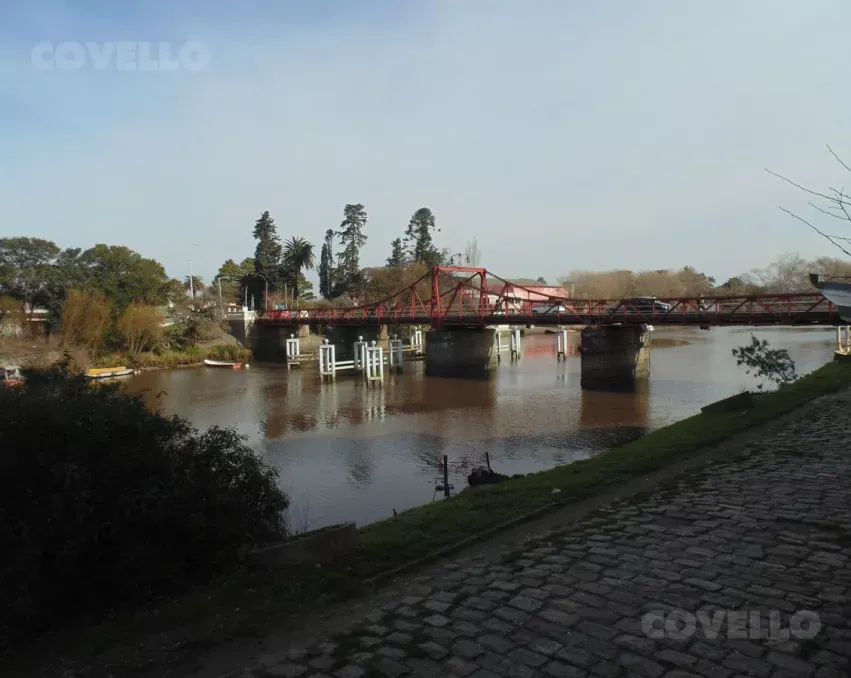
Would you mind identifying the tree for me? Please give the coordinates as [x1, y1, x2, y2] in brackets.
[387, 238, 405, 267]
[768, 145, 851, 260]
[732, 335, 798, 390]
[117, 303, 163, 354]
[183, 275, 205, 300]
[536, 276, 547, 284]
[465, 237, 481, 268]
[404, 207, 441, 265]
[75, 245, 170, 310]
[0, 237, 61, 314]
[253, 211, 283, 291]
[60, 289, 112, 352]
[318, 229, 335, 299]
[336, 204, 368, 291]
[754, 252, 810, 292]
[282, 237, 315, 303]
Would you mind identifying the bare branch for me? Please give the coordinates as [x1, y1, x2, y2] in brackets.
[765, 169, 841, 204]
[827, 145, 851, 174]
[777, 207, 851, 258]
[808, 202, 850, 221]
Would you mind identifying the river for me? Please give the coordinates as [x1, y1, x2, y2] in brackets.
[125, 327, 835, 530]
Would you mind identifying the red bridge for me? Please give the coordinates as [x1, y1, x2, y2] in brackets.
[257, 266, 840, 329]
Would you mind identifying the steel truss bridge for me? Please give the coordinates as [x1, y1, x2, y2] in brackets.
[256, 266, 840, 329]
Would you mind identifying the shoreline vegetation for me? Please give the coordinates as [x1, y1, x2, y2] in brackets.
[92, 343, 252, 370]
[6, 360, 851, 677]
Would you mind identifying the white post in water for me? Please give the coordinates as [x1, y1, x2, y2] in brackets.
[366, 340, 384, 383]
[353, 336, 367, 371]
[286, 333, 300, 366]
[495, 331, 503, 362]
[388, 334, 404, 371]
[411, 327, 424, 354]
[556, 328, 568, 360]
[510, 327, 522, 361]
[838, 326, 851, 354]
[319, 338, 336, 376]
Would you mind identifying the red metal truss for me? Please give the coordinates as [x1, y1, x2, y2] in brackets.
[257, 267, 841, 328]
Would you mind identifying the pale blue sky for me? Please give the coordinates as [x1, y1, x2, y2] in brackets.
[2, 0, 850, 286]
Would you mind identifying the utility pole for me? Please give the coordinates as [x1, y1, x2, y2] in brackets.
[218, 278, 224, 317]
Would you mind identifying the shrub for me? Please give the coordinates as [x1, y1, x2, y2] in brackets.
[205, 344, 251, 362]
[117, 302, 163, 354]
[0, 362, 288, 652]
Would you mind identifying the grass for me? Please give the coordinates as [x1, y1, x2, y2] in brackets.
[8, 361, 851, 676]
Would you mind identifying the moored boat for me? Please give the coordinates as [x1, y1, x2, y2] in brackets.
[810, 273, 851, 322]
[85, 366, 133, 379]
[1, 365, 24, 387]
[204, 359, 250, 369]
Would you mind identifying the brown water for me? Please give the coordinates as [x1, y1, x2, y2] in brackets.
[126, 327, 835, 529]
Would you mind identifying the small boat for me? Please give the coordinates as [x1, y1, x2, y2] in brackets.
[1, 365, 24, 388]
[810, 273, 851, 322]
[204, 359, 249, 369]
[85, 366, 134, 379]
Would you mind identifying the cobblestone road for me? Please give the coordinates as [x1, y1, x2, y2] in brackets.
[243, 393, 851, 678]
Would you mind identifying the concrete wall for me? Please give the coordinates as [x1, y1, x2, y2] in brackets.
[580, 325, 650, 390]
[425, 328, 498, 378]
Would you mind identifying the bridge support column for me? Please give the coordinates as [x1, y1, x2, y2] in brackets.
[580, 325, 650, 390]
[426, 328, 498, 378]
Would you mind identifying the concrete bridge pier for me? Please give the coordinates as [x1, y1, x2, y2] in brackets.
[426, 328, 498, 378]
[580, 325, 650, 390]
[252, 323, 312, 363]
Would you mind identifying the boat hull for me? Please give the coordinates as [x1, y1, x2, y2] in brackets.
[809, 274, 851, 322]
[86, 369, 133, 379]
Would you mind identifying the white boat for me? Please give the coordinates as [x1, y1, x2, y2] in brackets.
[204, 359, 249, 369]
[85, 367, 133, 379]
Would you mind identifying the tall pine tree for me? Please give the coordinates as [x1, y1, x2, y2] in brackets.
[386, 238, 405, 267]
[336, 203, 368, 292]
[318, 229, 335, 299]
[404, 207, 441, 265]
[253, 211, 282, 291]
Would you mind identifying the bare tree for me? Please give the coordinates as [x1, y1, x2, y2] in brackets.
[767, 145, 851, 264]
[751, 252, 810, 292]
[464, 237, 481, 267]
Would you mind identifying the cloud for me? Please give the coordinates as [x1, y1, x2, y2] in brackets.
[1, 0, 850, 284]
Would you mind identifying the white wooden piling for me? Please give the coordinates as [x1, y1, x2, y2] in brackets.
[353, 336, 367, 371]
[509, 327, 522, 361]
[388, 335, 404, 371]
[319, 339, 336, 376]
[366, 340, 384, 383]
[556, 328, 568, 360]
[411, 327, 424, 354]
[286, 333, 301, 368]
[495, 330, 503, 361]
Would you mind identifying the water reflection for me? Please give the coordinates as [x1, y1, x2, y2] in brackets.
[125, 327, 836, 528]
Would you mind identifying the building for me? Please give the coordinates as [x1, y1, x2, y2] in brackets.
[487, 278, 572, 310]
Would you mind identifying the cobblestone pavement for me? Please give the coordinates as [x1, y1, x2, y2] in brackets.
[240, 394, 851, 678]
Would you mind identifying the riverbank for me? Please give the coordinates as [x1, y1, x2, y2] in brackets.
[92, 345, 252, 370]
[10, 359, 851, 677]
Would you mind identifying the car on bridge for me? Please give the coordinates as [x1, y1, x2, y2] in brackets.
[606, 297, 672, 315]
[532, 303, 569, 315]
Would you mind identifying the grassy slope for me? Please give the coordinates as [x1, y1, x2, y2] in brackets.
[12, 361, 851, 675]
[354, 361, 851, 574]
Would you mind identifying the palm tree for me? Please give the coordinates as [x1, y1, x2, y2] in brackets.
[283, 237, 315, 303]
[182, 275, 205, 300]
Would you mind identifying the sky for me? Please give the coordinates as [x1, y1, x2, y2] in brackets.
[2, 0, 851, 287]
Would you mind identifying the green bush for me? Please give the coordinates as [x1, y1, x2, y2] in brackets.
[204, 344, 251, 362]
[0, 362, 288, 652]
